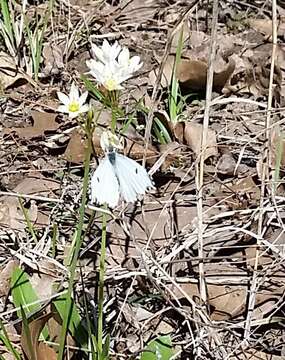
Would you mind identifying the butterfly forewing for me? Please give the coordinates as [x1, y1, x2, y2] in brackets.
[91, 156, 120, 208]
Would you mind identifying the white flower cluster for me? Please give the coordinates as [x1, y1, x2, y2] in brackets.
[86, 40, 143, 91]
[56, 41, 152, 208]
[57, 40, 143, 118]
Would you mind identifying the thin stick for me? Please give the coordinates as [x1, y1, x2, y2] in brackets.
[0, 191, 63, 204]
[196, 0, 219, 305]
[243, 0, 277, 342]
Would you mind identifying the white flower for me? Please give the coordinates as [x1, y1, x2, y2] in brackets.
[117, 47, 143, 75]
[91, 39, 121, 64]
[86, 40, 143, 91]
[86, 60, 126, 91]
[91, 131, 154, 208]
[57, 82, 89, 119]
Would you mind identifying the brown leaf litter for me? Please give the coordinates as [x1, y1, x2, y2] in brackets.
[0, 52, 36, 90]
[4, 111, 59, 139]
[0, 176, 60, 230]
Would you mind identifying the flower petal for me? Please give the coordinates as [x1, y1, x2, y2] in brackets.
[79, 91, 88, 106]
[102, 39, 110, 53]
[69, 111, 79, 119]
[91, 43, 105, 63]
[78, 104, 89, 113]
[129, 56, 142, 72]
[111, 41, 121, 60]
[57, 105, 69, 113]
[118, 47, 130, 66]
[57, 92, 70, 106]
[69, 82, 79, 100]
[86, 59, 105, 73]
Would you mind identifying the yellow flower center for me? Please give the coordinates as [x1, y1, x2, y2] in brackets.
[104, 78, 117, 91]
[68, 101, 80, 113]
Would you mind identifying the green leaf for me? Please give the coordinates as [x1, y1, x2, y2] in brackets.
[10, 267, 49, 339]
[81, 74, 104, 102]
[0, 0, 13, 40]
[140, 335, 174, 360]
[169, 26, 184, 123]
[153, 117, 172, 144]
[52, 294, 88, 348]
[11, 267, 40, 318]
[102, 333, 110, 359]
[0, 319, 21, 360]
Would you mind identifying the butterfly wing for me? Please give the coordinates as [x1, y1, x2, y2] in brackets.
[91, 156, 120, 208]
[114, 153, 154, 203]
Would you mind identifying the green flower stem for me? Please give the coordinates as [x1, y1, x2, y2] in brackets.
[97, 205, 107, 358]
[109, 90, 119, 133]
[57, 115, 93, 360]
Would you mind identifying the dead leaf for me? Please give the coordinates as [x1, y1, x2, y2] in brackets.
[175, 122, 218, 160]
[21, 313, 57, 360]
[230, 176, 260, 200]
[63, 128, 87, 163]
[170, 22, 192, 52]
[0, 260, 19, 298]
[148, 55, 175, 88]
[0, 52, 25, 89]
[30, 260, 58, 302]
[125, 138, 157, 165]
[171, 281, 247, 321]
[46, 312, 76, 352]
[177, 58, 235, 92]
[0, 176, 60, 229]
[42, 43, 64, 77]
[177, 59, 208, 91]
[5, 111, 59, 139]
[149, 55, 235, 92]
[0, 199, 38, 230]
[216, 153, 237, 175]
[115, 0, 160, 25]
[249, 18, 285, 37]
[218, 176, 260, 210]
[106, 203, 197, 268]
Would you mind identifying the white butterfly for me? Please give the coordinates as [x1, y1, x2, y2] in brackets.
[91, 132, 155, 208]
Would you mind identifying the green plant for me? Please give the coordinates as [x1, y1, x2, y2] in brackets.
[11, 267, 43, 319]
[18, 197, 38, 243]
[0, 0, 26, 59]
[0, 319, 21, 360]
[153, 116, 172, 144]
[24, 1, 51, 81]
[168, 27, 184, 123]
[0, 0, 53, 80]
[96, 206, 109, 360]
[57, 110, 94, 360]
[140, 335, 174, 360]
